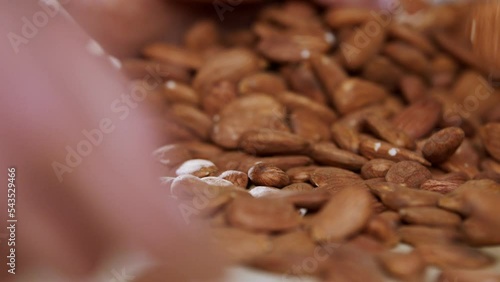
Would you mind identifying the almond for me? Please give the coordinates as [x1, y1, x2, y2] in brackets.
[225, 196, 301, 232]
[248, 162, 290, 188]
[308, 142, 368, 170]
[385, 161, 432, 188]
[239, 129, 309, 156]
[392, 96, 442, 139]
[480, 123, 500, 162]
[422, 127, 465, 164]
[333, 78, 389, 114]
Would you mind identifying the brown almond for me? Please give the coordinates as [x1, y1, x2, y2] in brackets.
[372, 182, 442, 209]
[256, 155, 313, 171]
[225, 196, 301, 232]
[420, 179, 461, 194]
[339, 21, 387, 70]
[362, 55, 403, 90]
[331, 121, 361, 153]
[417, 243, 494, 269]
[163, 80, 200, 106]
[480, 123, 500, 162]
[377, 251, 425, 281]
[308, 142, 368, 171]
[248, 162, 290, 188]
[439, 139, 480, 179]
[383, 42, 430, 75]
[238, 72, 287, 95]
[399, 74, 427, 104]
[281, 62, 328, 104]
[439, 269, 500, 282]
[365, 213, 400, 248]
[399, 226, 463, 246]
[239, 129, 309, 156]
[218, 170, 248, 188]
[333, 78, 389, 114]
[310, 54, 348, 101]
[311, 167, 366, 192]
[201, 80, 237, 116]
[365, 114, 416, 149]
[361, 159, 395, 179]
[211, 95, 288, 149]
[176, 159, 218, 178]
[309, 187, 373, 242]
[392, 96, 442, 139]
[399, 206, 461, 227]
[143, 42, 203, 69]
[359, 139, 430, 166]
[193, 48, 266, 92]
[276, 91, 337, 122]
[169, 104, 213, 140]
[290, 108, 331, 142]
[281, 182, 314, 192]
[286, 166, 319, 183]
[423, 127, 465, 164]
[387, 23, 437, 55]
[385, 161, 432, 188]
[211, 227, 272, 262]
[324, 7, 373, 28]
[324, 245, 386, 282]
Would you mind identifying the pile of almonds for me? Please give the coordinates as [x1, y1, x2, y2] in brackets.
[125, 1, 500, 281]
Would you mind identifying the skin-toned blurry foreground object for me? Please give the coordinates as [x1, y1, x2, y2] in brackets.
[0, 1, 225, 281]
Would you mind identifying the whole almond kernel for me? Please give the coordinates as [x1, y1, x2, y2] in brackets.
[365, 213, 400, 248]
[256, 155, 313, 171]
[365, 114, 416, 149]
[361, 159, 395, 179]
[308, 142, 368, 171]
[176, 159, 218, 177]
[239, 129, 309, 156]
[392, 96, 442, 139]
[290, 108, 331, 142]
[359, 139, 430, 166]
[286, 166, 319, 183]
[218, 170, 248, 188]
[211, 227, 272, 263]
[399, 206, 461, 227]
[169, 104, 213, 140]
[420, 179, 461, 194]
[331, 121, 361, 153]
[281, 62, 327, 104]
[339, 21, 386, 70]
[416, 243, 494, 269]
[225, 196, 300, 232]
[310, 54, 348, 103]
[422, 127, 465, 164]
[480, 123, 500, 162]
[202, 80, 237, 116]
[373, 183, 443, 209]
[399, 226, 463, 246]
[281, 182, 314, 192]
[248, 162, 290, 188]
[162, 80, 200, 106]
[333, 78, 389, 114]
[309, 187, 373, 242]
[399, 74, 427, 104]
[383, 42, 430, 75]
[377, 251, 425, 281]
[238, 72, 287, 95]
[385, 161, 432, 188]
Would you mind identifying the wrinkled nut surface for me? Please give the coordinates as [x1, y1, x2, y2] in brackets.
[248, 162, 290, 188]
[385, 161, 432, 188]
[309, 187, 373, 242]
[225, 196, 301, 232]
[422, 127, 465, 164]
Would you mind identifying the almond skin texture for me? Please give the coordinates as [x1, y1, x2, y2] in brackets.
[308, 142, 368, 171]
[385, 161, 432, 188]
[239, 129, 309, 156]
[248, 162, 290, 188]
[218, 170, 248, 188]
[481, 123, 500, 162]
[225, 196, 300, 232]
[333, 78, 389, 114]
[361, 159, 395, 179]
[392, 97, 442, 139]
[309, 187, 373, 242]
[423, 127, 465, 164]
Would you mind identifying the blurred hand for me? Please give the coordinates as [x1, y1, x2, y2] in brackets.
[0, 0, 387, 281]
